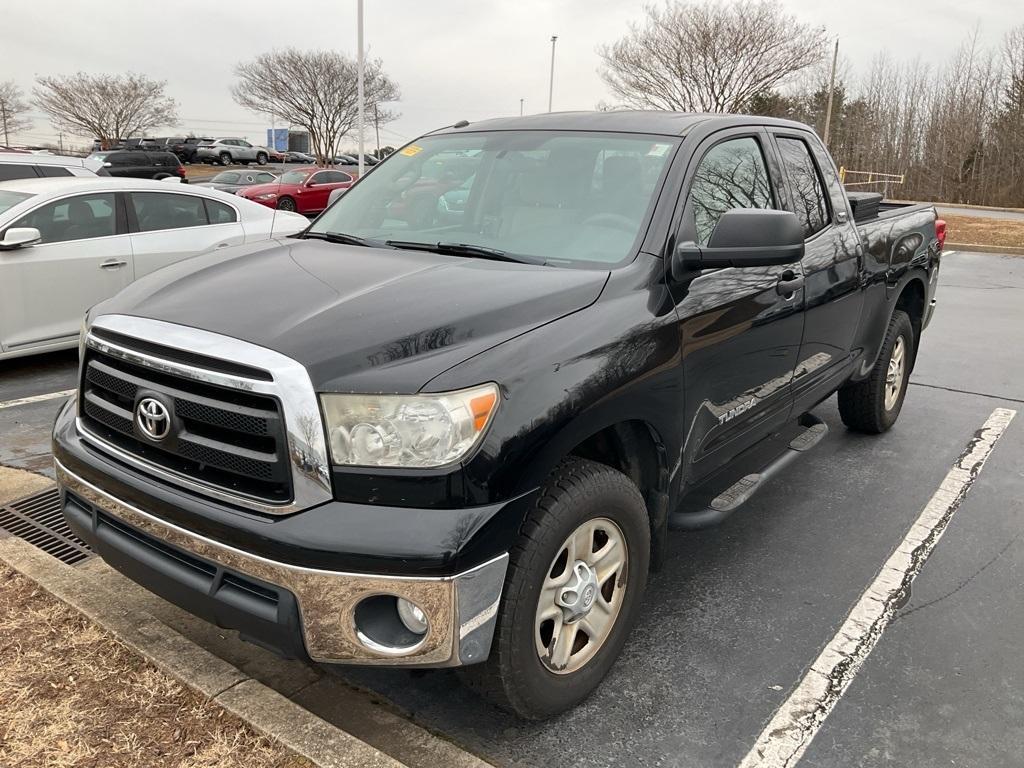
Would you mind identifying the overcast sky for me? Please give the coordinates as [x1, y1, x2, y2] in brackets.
[4, 0, 1020, 150]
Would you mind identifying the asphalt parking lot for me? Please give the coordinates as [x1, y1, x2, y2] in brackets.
[0, 249, 1021, 767]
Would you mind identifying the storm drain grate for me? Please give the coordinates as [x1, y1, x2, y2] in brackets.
[0, 487, 93, 566]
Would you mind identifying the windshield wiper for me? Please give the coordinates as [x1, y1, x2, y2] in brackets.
[301, 231, 391, 248]
[385, 240, 527, 263]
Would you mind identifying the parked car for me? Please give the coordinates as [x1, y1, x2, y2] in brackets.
[0, 177, 308, 360]
[52, 112, 943, 720]
[192, 170, 278, 194]
[331, 154, 359, 166]
[236, 167, 355, 214]
[285, 151, 315, 164]
[169, 137, 214, 164]
[87, 150, 186, 182]
[195, 138, 268, 166]
[0, 152, 107, 181]
[258, 146, 286, 163]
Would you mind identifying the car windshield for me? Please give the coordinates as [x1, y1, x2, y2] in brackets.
[212, 172, 240, 183]
[309, 130, 678, 267]
[280, 170, 312, 184]
[0, 190, 32, 216]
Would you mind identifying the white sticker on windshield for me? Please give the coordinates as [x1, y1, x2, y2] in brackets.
[648, 143, 671, 157]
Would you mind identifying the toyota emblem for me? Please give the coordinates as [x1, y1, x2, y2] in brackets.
[136, 397, 171, 441]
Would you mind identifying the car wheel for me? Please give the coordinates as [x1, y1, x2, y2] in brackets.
[153, 173, 171, 180]
[277, 196, 297, 212]
[459, 457, 650, 719]
[256, 153, 268, 165]
[838, 309, 914, 434]
[219, 152, 232, 166]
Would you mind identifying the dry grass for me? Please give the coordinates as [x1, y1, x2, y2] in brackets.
[942, 214, 1024, 249]
[0, 565, 312, 768]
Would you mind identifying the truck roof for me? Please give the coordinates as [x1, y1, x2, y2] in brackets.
[440, 110, 814, 137]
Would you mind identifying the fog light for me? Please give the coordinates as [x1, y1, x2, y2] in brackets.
[396, 598, 428, 635]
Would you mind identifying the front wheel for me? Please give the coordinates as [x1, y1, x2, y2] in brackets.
[218, 152, 232, 166]
[256, 152, 268, 165]
[276, 196, 297, 212]
[460, 457, 649, 719]
[838, 309, 914, 433]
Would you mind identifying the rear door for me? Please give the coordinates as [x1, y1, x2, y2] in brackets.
[302, 170, 350, 212]
[668, 129, 806, 483]
[766, 129, 864, 414]
[0, 191, 132, 351]
[127, 190, 244, 278]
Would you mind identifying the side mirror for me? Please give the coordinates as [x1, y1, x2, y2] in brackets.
[672, 209, 804, 278]
[0, 227, 42, 250]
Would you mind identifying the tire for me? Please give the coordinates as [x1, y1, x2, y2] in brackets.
[838, 309, 914, 433]
[276, 196, 297, 212]
[460, 457, 650, 719]
[152, 173, 170, 180]
[219, 152, 231, 166]
[256, 152, 268, 165]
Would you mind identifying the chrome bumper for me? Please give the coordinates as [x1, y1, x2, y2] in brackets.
[56, 461, 508, 667]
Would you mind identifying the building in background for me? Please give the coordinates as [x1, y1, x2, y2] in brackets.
[266, 128, 310, 154]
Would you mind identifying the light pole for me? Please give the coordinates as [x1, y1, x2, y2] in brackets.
[357, 0, 365, 177]
[548, 35, 558, 113]
[520, 98, 524, 116]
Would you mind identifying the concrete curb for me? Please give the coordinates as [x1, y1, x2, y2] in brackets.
[945, 242, 1024, 255]
[0, 535, 406, 768]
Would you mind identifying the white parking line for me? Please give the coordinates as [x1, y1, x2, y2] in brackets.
[738, 406, 1016, 768]
[0, 389, 75, 410]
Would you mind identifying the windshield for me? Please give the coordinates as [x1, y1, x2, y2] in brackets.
[212, 171, 240, 183]
[280, 170, 313, 184]
[309, 131, 678, 267]
[0, 190, 32, 216]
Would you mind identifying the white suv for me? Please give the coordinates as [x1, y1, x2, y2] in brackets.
[0, 152, 106, 181]
[194, 139, 268, 167]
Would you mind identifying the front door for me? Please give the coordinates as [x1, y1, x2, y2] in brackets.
[668, 130, 806, 485]
[0, 191, 132, 351]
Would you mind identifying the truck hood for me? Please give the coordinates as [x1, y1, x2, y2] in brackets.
[95, 239, 609, 392]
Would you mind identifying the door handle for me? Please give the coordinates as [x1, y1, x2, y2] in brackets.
[99, 259, 128, 270]
[215, 242, 231, 249]
[776, 271, 804, 298]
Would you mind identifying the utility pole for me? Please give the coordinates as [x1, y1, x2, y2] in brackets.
[357, 0, 365, 177]
[520, 98, 524, 116]
[373, 103, 380, 157]
[548, 35, 558, 112]
[823, 38, 839, 149]
[1, 101, 8, 146]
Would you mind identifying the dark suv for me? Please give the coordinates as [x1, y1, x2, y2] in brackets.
[168, 137, 213, 164]
[86, 150, 187, 181]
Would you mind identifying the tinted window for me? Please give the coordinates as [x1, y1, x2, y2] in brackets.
[13, 193, 117, 243]
[0, 164, 36, 181]
[254, 172, 275, 183]
[38, 165, 73, 177]
[317, 171, 351, 184]
[204, 198, 237, 224]
[107, 153, 137, 167]
[212, 171, 241, 183]
[131, 192, 208, 232]
[777, 137, 830, 237]
[688, 137, 774, 246]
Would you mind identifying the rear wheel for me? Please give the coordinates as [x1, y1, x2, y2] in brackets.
[152, 173, 170, 180]
[838, 309, 914, 433]
[276, 196, 297, 212]
[218, 152, 231, 166]
[460, 457, 649, 719]
[256, 152, 268, 165]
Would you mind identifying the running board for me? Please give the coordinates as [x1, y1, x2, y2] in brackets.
[668, 413, 828, 531]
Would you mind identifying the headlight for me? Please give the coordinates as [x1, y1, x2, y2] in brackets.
[255, 193, 278, 200]
[320, 383, 498, 468]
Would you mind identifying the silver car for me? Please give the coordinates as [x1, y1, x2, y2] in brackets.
[194, 138, 269, 167]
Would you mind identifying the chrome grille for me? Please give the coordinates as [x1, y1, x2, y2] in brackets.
[80, 347, 292, 504]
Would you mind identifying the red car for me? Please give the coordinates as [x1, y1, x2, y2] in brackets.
[237, 168, 356, 215]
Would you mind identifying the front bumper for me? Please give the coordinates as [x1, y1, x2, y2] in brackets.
[58, 460, 508, 666]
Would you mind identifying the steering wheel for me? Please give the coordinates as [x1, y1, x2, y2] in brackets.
[582, 213, 636, 232]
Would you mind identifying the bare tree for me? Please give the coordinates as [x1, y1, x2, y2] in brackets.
[0, 81, 32, 146]
[34, 73, 177, 149]
[232, 48, 399, 165]
[599, 1, 826, 113]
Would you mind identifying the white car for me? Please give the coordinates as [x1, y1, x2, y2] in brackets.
[0, 151, 106, 181]
[0, 177, 309, 360]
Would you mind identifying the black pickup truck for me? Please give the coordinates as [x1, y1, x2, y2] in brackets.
[54, 112, 943, 719]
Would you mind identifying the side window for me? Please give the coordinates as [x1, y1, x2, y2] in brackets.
[108, 153, 135, 167]
[319, 171, 351, 184]
[687, 137, 774, 246]
[38, 166, 73, 178]
[309, 172, 329, 185]
[204, 198, 237, 224]
[131, 192, 208, 232]
[776, 137, 829, 237]
[13, 193, 117, 244]
[0, 164, 36, 181]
